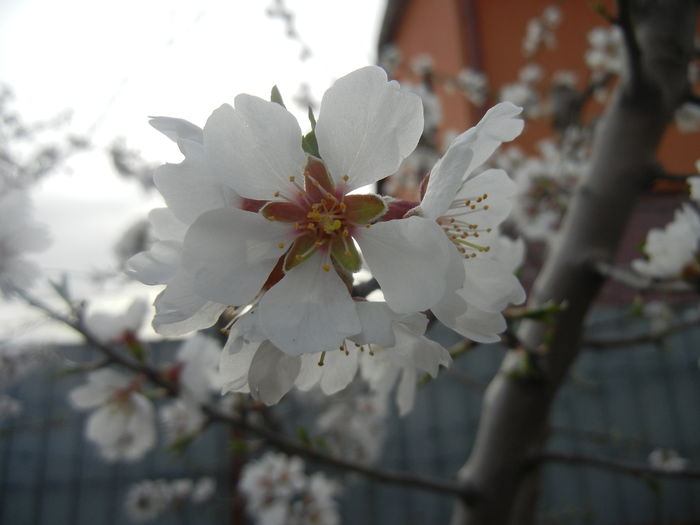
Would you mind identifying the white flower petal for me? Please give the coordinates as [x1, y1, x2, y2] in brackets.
[315, 66, 423, 191]
[320, 348, 359, 395]
[459, 258, 526, 312]
[126, 240, 181, 285]
[248, 342, 301, 405]
[182, 208, 289, 306]
[149, 116, 204, 146]
[153, 145, 240, 225]
[450, 102, 524, 178]
[420, 143, 474, 219]
[152, 271, 225, 336]
[453, 168, 517, 226]
[203, 99, 306, 200]
[219, 334, 259, 394]
[149, 208, 187, 242]
[294, 354, 325, 391]
[356, 217, 455, 313]
[352, 301, 398, 347]
[259, 252, 361, 356]
[450, 307, 506, 343]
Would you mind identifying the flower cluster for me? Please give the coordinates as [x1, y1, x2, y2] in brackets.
[69, 368, 156, 461]
[129, 66, 525, 412]
[585, 26, 623, 76]
[522, 4, 563, 57]
[457, 68, 490, 107]
[315, 390, 389, 463]
[504, 139, 589, 240]
[69, 323, 223, 460]
[239, 452, 339, 525]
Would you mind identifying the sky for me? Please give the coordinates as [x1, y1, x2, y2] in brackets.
[0, 0, 387, 342]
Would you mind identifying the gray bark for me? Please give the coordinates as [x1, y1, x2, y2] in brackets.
[451, 2, 699, 524]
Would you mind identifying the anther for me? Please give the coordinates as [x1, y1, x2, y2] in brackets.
[322, 265, 331, 272]
[318, 352, 326, 366]
[342, 175, 349, 182]
[278, 242, 285, 249]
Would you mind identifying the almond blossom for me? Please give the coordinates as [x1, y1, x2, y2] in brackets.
[183, 65, 456, 357]
[69, 368, 156, 461]
[411, 102, 527, 343]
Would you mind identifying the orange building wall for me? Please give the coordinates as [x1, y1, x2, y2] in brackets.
[387, 0, 699, 174]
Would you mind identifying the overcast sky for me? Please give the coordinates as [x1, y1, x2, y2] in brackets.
[0, 0, 386, 342]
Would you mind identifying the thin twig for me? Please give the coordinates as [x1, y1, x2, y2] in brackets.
[616, 0, 644, 87]
[529, 451, 700, 480]
[584, 316, 700, 349]
[203, 405, 477, 501]
[593, 260, 695, 293]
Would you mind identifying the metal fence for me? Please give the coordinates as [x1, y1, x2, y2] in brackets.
[1, 307, 699, 525]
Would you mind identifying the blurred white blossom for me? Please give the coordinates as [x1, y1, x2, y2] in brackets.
[648, 448, 688, 472]
[0, 178, 50, 296]
[585, 26, 623, 76]
[632, 204, 700, 281]
[69, 369, 156, 462]
[240, 452, 339, 525]
[522, 5, 562, 56]
[675, 102, 700, 133]
[457, 68, 489, 107]
[316, 391, 389, 463]
[85, 298, 148, 344]
[125, 479, 172, 522]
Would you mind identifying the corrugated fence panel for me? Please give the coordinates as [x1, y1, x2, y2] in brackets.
[1, 306, 699, 525]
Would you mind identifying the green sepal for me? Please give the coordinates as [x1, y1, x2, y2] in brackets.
[302, 130, 320, 158]
[331, 236, 362, 272]
[344, 194, 387, 224]
[508, 300, 567, 324]
[332, 258, 354, 293]
[270, 85, 286, 108]
[127, 342, 147, 363]
[168, 435, 195, 455]
[284, 233, 317, 271]
[229, 438, 249, 455]
[297, 426, 312, 446]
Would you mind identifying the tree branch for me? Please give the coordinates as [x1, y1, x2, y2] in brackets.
[584, 315, 700, 349]
[203, 404, 477, 501]
[452, 3, 699, 523]
[18, 289, 476, 502]
[528, 451, 700, 480]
